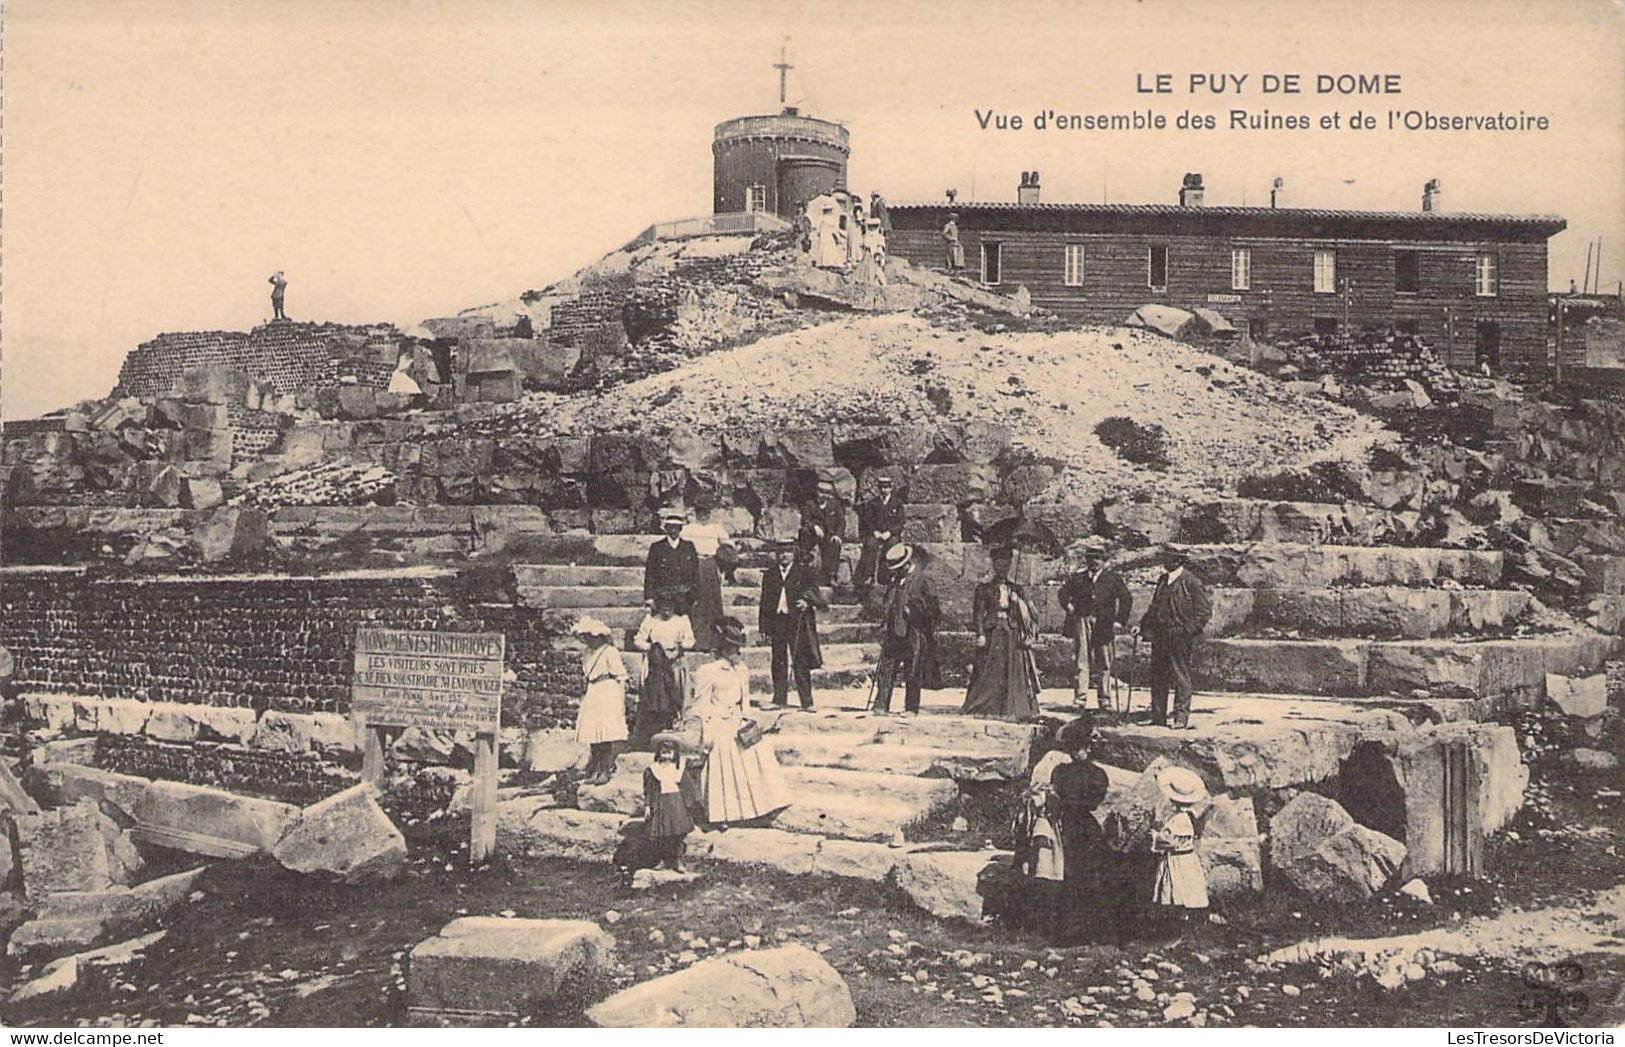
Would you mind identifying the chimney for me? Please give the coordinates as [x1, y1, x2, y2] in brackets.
[1422, 178, 1442, 213]
[1270, 177, 1284, 208]
[1017, 170, 1041, 204]
[1179, 172, 1205, 207]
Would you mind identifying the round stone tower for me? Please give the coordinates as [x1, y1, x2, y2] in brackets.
[712, 106, 850, 220]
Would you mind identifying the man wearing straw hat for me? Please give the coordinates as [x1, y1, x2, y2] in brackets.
[643, 507, 700, 615]
[872, 543, 941, 714]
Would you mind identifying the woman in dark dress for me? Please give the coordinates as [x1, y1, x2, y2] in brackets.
[1012, 716, 1112, 942]
[962, 546, 1042, 719]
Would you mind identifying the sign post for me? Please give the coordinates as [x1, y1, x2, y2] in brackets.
[351, 628, 506, 864]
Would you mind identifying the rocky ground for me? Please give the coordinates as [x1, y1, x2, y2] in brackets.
[4, 709, 1619, 1029]
[449, 313, 1384, 513]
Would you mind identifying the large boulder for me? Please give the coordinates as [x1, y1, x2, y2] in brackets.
[191, 507, 270, 563]
[1095, 757, 1263, 896]
[894, 849, 1012, 922]
[409, 917, 614, 1023]
[1546, 673, 1607, 718]
[14, 800, 114, 899]
[587, 944, 855, 1028]
[270, 784, 406, 883]
[1269, 793, 1405, 902]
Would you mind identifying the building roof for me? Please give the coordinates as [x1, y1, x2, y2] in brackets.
[891, 200, 1566, 239]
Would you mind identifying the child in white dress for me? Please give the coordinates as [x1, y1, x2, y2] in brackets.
[573, 617, 628, 785]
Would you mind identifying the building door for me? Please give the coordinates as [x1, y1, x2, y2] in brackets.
[981, 242, 1002, 285]
[1476, 321, 1502, 370]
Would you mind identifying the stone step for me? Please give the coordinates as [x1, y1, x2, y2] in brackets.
[769, 732, 1025, 781]
[497, 801, 920, 884]
[577, 759, 958, 843]
[517, 584, 762, 609]
[748, 707, 1043, 752]
[1108, 631, 1620, 706]
[1139, 586, 1538, 640]
[515, 564, 768, 588]
[626, 643, 878, 678]
[1180, 544, 1504, 589]
[546, 604, 866, 632]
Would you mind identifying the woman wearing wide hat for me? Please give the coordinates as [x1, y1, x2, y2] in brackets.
[689, 617, 790, 825]
[962, 544, 1042, 720]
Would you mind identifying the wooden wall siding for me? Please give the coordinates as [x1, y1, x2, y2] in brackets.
[891, 226, 1550, 367]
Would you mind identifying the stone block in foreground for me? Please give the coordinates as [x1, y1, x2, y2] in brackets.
[271, 784, 405, 883]
[409, 917, 615, 1024]
[587, 944, 855, 1028]
[893, 849, 1014, 922]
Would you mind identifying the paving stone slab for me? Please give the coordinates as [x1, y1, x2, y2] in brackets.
[408, 917, 615, 1024]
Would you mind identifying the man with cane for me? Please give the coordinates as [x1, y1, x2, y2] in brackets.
[871, 544, 941, 714]
[1057, 537, 1134, 711]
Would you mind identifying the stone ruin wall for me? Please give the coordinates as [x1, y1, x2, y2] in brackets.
[115, 323, 401, 401]
[0, 569, 583, 733]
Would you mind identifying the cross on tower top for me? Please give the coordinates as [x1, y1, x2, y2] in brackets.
[773, 39, 792, 105]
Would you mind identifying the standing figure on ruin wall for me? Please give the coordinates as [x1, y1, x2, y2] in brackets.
[268, 270, 289, 321]
[799, 475, 847, 586]
[809, 195, 846, 269]
[962, 545, 1042, 720]
[942, 213, 965, 270]
[870, 191, 892, 236]
[681, 499, 736, 654]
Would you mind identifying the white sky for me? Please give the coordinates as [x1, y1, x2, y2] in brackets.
[3, 0, 1622, 419]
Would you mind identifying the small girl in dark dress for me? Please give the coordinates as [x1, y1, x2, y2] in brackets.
[643, 734, 694, 872]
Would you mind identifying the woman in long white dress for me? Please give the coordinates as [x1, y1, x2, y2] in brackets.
[690, 617, 790, 825]
[681, 503, 735, 655]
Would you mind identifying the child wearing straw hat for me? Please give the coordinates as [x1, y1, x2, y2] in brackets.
[573, 616, 629, 785]
[1151, 766, 1210, 917]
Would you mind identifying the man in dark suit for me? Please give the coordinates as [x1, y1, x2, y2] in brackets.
[1134, 547, 1212, 729]
[855, 475, 907, 592]
[801, 477, 848, 587]
[1057, 539, 1135, 709]
[872, 544, 941, 714]
[759, 540, 825, 708]
[643, 507, 699, 614]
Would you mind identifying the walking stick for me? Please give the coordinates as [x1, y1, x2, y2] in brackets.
[1126, 632, 1141, 716]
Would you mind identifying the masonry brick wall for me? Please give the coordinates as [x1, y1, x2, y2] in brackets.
[0, 570, 585, 728]
[116, 323, 405, 400]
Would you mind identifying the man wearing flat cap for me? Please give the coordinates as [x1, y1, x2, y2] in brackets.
[643, 507, 700, 616]
[872, 543, 941, 714]
[1057, 538, 1134, 709]
[759, 539, 825, 708]
[800, 476, 848, 587]
[1135, 546, 1212, 729]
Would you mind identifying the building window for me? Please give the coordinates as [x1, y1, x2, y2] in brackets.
[1395, 250, 1419, 294]
[1314, 249, 1337, 294]
[981, 242, 1003, 286]
[1148, 245, 1168, 291]
[745, 185, 767, 213]
[1230, 247, 1251, 291]
[1063, 244, 1086, 287]
[1313, 317, 1339, 337]
[1476, 252, 1498, 297]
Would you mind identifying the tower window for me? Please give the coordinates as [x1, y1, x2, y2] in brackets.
[745, 185, 767, 213]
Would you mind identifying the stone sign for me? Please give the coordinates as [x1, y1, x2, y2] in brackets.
[352, 628, 505, 733]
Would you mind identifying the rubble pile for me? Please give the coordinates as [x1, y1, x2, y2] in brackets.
[444, 314, 1381, 516]
[237, 461, 398, 508]
[1271, 327, 1462, 401]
